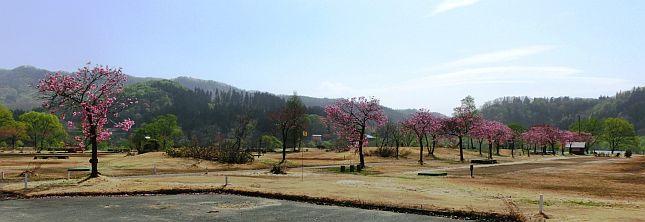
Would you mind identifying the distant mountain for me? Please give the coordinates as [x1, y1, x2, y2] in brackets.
[0, 66, 158, 110]
[0, 66, 425, 121]
[481, 87, 645, 134]
[171, 76, 241, 94]
[0, 66, 50, 110]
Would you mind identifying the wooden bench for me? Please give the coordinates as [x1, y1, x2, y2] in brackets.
[471, 159, 498, 164]
[418, 172, 448, 176]
[34, 155, 70, 160]
[67, 167, 90, 179]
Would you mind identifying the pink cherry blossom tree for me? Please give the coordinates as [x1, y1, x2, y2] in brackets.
[426, 117, 444, 157]
[324, 97, 387, 168]
[471, 120, 512, 159]
[489, 121, 513, 158]
[443, 96, 482, 162]
[37, 63, 135, 177]
[402, 109, 439, 165]
[521, 127, 544, 154]
[470, 121, 488, 156]
[522, 125, 561, 155]
[442, 115, 482, 162]
[559, 130, 576, 155]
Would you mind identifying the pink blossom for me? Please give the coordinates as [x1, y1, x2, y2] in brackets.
[36, 63, 135, 146]
[324, 97, 387, 167]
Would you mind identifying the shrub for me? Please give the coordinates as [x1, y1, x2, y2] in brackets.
[216, 142, 254, 164]
[368, 146, 397, 157]
[625, 150, 632, 158]
[399, 149, 411, 158]
[270, 164, 287, 174]
[166, 140, 254, 164]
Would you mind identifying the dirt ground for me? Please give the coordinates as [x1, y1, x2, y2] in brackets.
[1, 147, 643, 222]
[0, 147, 544, 181]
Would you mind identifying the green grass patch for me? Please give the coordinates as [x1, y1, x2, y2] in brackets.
[565, 199, 615, 207]
[520, 198, 554, 206]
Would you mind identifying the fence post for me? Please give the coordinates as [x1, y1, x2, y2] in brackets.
[1, 171, 4, 180]
[24, 173, 29, 189]
[539, 194, 544, 214]
[225, 176, 228, 186]
[470, 164, 474, 178]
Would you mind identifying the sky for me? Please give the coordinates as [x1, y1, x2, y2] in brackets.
[1, 0, 644, 115]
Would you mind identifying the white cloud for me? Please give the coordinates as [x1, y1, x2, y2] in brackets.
[446, 45, 556, 67]
[431, 0, 481, 15]
[391, 66, 581, 90]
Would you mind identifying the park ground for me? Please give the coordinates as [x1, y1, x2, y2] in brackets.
[0, 147, 643, 222]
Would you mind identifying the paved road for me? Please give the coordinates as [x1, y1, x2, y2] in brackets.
[0, 194, 465, 222]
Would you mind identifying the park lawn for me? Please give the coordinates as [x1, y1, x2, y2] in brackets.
[2, 148, 642, 222]
[0, 146, 549, 181]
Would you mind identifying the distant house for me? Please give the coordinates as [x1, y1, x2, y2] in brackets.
[311, 135, 322, 144]
[365, 134, 377, 146]
[566, 142, 586, 155]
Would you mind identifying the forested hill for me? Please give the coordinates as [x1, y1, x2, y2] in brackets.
[480, 87, 645, 134]
[119, 80, 418, 144]
[0, 65, 421, 123]
[0, 66, 158, 110]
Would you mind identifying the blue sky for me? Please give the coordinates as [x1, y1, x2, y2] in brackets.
[1, 0, 644, 115]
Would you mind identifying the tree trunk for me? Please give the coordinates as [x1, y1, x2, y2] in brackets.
[33, 136, 37, 153]
[424, 134, 431, 156]
[511, 141, 515, 158]
[281, 128, 288, 163]
[431, 136, 437, 156]
[551, 144, 556, 155]
[469, 137, 474, 149]
[478, 141, 483, 156]
[495, 141, 500, 155]
[358, 126, 366, 168]
[11, 136, 16, 150]
[459, 136, 464, 162]
[89, 116, 99, 178]
[395, 140, 400, 159]
[418, 135, 424, 165]
[526, 144, 530, 157]
[488, 141, 493, 159]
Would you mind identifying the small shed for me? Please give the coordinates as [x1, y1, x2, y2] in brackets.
[567, 142, 586, 155]
[311, 135, 322, 144]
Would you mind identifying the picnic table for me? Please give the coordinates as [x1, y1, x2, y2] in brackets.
[34, 155, 70, 160]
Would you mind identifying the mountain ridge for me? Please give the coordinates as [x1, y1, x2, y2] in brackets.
[2, 65, 642, 134]
[0, 66, 429, 118]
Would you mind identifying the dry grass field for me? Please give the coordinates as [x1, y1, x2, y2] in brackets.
[1, 147, 643, 221]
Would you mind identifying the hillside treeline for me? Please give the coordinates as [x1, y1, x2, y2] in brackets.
[481, 87, 645, 134]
